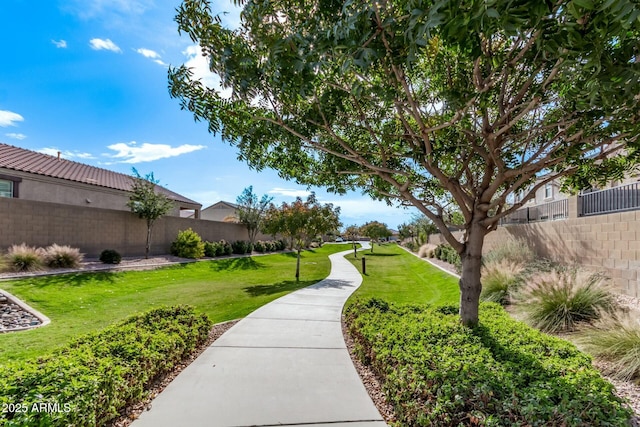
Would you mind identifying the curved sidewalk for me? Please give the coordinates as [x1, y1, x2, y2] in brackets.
[132, 243, 387, 427]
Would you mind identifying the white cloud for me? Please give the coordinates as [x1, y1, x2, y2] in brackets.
[0, 110, 24, 127]
[268, 188, 312, 198]
[106, 141, 206, 164]
[89, 38, 121, 53]
[52, 39, 67, 48]
[182, 45, 230, 95]
[5, 133, 26, 140]
[136, 48, 168, 66]
[37, 148, 95, 160]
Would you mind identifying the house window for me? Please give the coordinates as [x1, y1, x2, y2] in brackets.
[544, 183, 553, 199]
[0, 179, 13, 198]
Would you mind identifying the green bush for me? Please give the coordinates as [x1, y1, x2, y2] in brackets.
[218, 240, 233, 256]
[433, 243, 461, 269]
[480, 260, 524, 305]
[345, 300, 632, 426]
[517, 269, 616, 333]
[577, 314, 640, 381]
[99, 249, 122, 264]
[204, 241, 219, 257]
[265, 241, 276, 252]
[6, 243, 44, 272]
[170, 228, 205, 259]
[275, 239, 286, 251]
[231, 240, 249, 255]
[0, 305, 212, 427]
[253, 241, 265, 253]
[42, 244, 84, 268]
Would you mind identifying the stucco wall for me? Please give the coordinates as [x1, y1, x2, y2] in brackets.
[0, 168, 189, 217]
[0, 198, 253, 257]
[429, 210, 640, 297]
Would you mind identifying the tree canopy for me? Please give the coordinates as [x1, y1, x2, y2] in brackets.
[359, 221, 392, 252]
[170, 0, 640, 325]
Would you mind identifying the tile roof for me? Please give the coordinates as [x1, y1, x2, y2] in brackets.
[0, 143, 200, 206]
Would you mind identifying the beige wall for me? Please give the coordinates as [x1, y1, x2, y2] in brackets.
[0, 198, 251, 257]
[429, 210, 640, 297]
[0, 168, 194, 217]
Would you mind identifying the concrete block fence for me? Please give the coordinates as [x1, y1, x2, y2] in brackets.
[0, 198, 268, 258]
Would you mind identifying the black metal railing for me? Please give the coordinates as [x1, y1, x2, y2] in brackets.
[579, 182, 640, 216]
[500, 198, 569, 225]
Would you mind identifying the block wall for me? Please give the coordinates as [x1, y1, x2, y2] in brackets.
[0, 198, 256, 257]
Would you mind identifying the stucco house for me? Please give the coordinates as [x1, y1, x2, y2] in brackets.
[0, 143, 201, 217]
[199, 201, 240, 222]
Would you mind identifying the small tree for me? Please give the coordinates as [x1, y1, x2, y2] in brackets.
[344, 225, 360, 258]
[263, 194, 341, 281]
[360, 221, 392, 253]
[127, 169, 174, 259]
[236, 186, 273, 245]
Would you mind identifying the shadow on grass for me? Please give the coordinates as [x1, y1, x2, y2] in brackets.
[243, 280, 317, 296]
[209, 257, 266, 272]
[363, 253, 400, 257]
[11, 271, 119, 288]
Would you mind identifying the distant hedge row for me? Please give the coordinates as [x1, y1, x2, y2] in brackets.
[0, 306, 212, 426]
[170, 228, 286, 259]
[345, 299, 632, 426]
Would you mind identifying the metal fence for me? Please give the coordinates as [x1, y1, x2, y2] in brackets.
[500, 198, 569, 225]
[579, 182, 640, 217]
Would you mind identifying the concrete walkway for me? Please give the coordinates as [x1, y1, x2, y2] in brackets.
[132, 243, 387, 427]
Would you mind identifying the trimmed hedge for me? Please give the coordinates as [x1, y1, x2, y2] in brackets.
[345, 299, 632, 426]
[0, 306, 212, 426]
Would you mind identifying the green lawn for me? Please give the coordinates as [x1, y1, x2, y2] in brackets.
[346, 243, 460, 305]
[0, 244, 351, 362]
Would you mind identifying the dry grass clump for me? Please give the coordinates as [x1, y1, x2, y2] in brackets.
[516, 269, 616, 333]
[576, 314, 640, 381]
[42, 244, 84, 268]
[480, 260, 524, 305]
[6, 243, 45, 272]
[483, 238, 535, 266]
[417, 243, 437, 258]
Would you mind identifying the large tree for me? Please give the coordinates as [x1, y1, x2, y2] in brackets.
[236, 186, 273, 245]
[262, 194, 341, 280]
[127, 169, 174, 259]
[170, 0, 640, 325]
[359, 221, 392, 252]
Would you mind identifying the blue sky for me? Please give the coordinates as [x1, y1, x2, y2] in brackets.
[0, 0, 417, 229]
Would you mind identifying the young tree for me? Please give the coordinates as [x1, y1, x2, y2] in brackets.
[236, 186, 273, 245]
[170, 0, 640, 326]
[359, 221, 392, 253]
[127, 169, 174, 259]
[344, 224, 361, 258]
[262, 194, 341, 281]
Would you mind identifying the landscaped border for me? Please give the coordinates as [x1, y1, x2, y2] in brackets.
[0, 289, 51, 332]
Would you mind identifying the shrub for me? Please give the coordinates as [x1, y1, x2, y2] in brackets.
[0, 305, 212, 427]
[219, 240, 233, 256]
[231, 240, 249, 254]
[203, 241, 216, 257]
[170, 228, 205, 259]
[417, 243, 436, 258]
[42, 244, 84, 268]
[99, 249, 122, 264]
[275, 239, 286, 251]
[483, 239, 535, 266]
[480, 260, 524, 305]
[264, 241, 276, 252]
[253, 241, 265, 253]
[345, 299, 632, 426]
[433, 243, 461, 269]
[6, 243, 44, 272]
[577, 314, 640, 381]
[516, 269, 617, 333]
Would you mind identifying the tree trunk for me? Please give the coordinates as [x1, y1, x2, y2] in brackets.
[370, 239, 374, 253]
[353, 241, 357, 258]
[458, 224, 486, 327]
[295, 248, 301, 282]
[145, 221, 153, 259]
